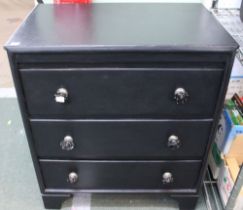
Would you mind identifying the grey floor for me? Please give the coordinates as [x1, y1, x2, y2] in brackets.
[0, 98, 208, 210]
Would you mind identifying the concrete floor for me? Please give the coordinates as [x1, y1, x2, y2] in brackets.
[0, 0, 34, 88]
[0, 98, 208, 210]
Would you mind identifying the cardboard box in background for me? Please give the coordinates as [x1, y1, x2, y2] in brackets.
[226, 58, 243, 99]
[227, 134, 243, 164]
[209, 108, 243, 179]
[208, 143, 223, 179]
[214, 109, 243, 155]
[217, 158, 243, 209]
[211, 107, 243, 208]
[217, 164, 235, 206]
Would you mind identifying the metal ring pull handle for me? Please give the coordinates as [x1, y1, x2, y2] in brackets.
[167, 135, 181, 150]
[174, 87, 189, 104]
[60, 135, 75, 151]
[68, 172, 78, 184]
[55, 88, 68, 104]
[162, 172, 173, 184]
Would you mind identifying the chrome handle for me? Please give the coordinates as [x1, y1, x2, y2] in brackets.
[60, 135, 74, 151]
[68, 172, 78, 184]
[162, 172, 173, 184]
[174, 87, 189, 104]
[167, 135, 181, 150]
[54, 88, 68, 103]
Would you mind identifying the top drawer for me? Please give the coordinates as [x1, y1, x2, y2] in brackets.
[20, 68, 223, 119]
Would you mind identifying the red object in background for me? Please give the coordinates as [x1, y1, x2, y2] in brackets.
[54, 0, 91, 3]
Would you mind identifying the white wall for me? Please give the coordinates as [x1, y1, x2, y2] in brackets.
[42, 0, 213, 9]
[92, 0, 202, 2]
[43, 0, 204, 3]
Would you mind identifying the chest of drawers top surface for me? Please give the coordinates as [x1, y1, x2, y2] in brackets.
[5, 3, 238, 52]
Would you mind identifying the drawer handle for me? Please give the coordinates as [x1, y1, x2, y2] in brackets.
[174, 87, 189, 104]
[68, 172, 78, 184]
[167, 135, 181, 150]
[162, 172, 173, 184]
[60, 135, 75, 151]
[54, 88, 68, 103]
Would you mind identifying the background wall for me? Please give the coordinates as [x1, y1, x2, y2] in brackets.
[44, 0, 203, 2]
[0, 0, 34, 88]
[92, 0, 202, 2]
[42, 0, 212, 9]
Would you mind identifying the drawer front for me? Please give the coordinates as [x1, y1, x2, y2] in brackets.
[40, 160, 201, 191]
[20, 68, 223, 118]
[31, 120, 212, 159]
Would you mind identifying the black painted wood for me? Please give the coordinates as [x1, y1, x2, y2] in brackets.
[42, 193, 71, 209]
[31, 119, 212, 160]
[15, 51, 228, 68]
[40, 160, 201, 191]
[4, 3, 238, 210]
[4, 4, 238, 52]
[20, 68, 223, 119]
[171, 194, 199, 210]
[5, 52, 47, 193]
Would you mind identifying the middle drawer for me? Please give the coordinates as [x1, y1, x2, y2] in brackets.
[31, 120, 212, 159]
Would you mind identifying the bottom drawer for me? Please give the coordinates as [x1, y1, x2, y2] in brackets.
[40, 160, 201, 192]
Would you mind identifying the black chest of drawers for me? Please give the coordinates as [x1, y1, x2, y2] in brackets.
[5, 3, 238, 210]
